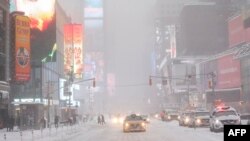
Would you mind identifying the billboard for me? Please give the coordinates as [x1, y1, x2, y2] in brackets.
[217, 55, 241, 89]
[178, 5, 228, 56]
[16, 0, 56, 62]
[14, 15, 31, 82]
[64, 24, 83, 78]
[228, 15, 246, 48]
[84, 0, 103, 18]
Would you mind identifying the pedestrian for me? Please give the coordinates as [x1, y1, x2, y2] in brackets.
[9, 116, 14, 131]
[6, 117, 10, 132]
[16, 116, 20, 130]
[101, 114, 105, 125]
[54, 115, 59, 128]
[97, 115, 101, 124]
[40, 117, 46, 129]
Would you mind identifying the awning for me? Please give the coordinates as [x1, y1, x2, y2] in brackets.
[0, 90, 9, 99]
[11, 101, 44, 105]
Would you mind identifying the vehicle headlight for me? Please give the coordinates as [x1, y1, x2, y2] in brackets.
[196, 119, 201, 124]
[146, 118, 150, 122]
[112, 118, 118, 123]
[155, 114, 159, 118]
[119, 117, 124, 124]
[125, 123, 129, 127]
[178, 116, 181, 120]
[141, 122, 146, 127]
[215, 119, 221, 125]
[185, 117, 190, 123]
[168, 116, 171, 119]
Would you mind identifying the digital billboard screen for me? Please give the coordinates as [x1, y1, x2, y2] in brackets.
[16, 0, 56, 62]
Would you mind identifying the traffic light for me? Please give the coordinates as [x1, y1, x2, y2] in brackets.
[93, 78, 96, 87]
[208, 80, 212, 89]
[149, 77, 152, 86]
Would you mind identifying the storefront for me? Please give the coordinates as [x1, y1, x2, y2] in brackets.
[0, 81, 10, 129]
[12, 99, 44, 130]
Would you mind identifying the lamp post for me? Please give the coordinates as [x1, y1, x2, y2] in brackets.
[186, 75, 192, 107]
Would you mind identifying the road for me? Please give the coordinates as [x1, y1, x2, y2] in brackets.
[69, 119, 223, 141]
[0, 119, 223, 141]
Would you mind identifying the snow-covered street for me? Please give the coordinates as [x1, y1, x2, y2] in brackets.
[0, 119, 223, 141]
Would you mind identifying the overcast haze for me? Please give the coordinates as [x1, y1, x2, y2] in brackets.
[57, 0, 158, 113]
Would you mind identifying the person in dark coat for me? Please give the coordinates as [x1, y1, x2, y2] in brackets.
[6, 117, 10, 132]
[40, 117, 46, 129]
[16, 116, 20, 129]
[54, 115, 59, 128]
[9, 116, 14, 131]
[97, 115, 101, 124]
[101, 114, 105, 125]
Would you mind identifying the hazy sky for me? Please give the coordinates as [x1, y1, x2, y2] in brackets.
[57, 0, 84, 23]
[57, 0, 159, 113]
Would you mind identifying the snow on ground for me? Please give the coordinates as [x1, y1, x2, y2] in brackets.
[0, 118, 223, 141]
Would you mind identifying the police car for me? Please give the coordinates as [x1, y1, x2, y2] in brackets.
[209, 106, 241, 132]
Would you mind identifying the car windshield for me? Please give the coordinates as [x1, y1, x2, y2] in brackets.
[126, 115, 143, 121]
[214, 110, 237, 117]
[194, 112, 209, 117]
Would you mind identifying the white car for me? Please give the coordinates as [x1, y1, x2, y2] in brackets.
[209, 106, 241, 132]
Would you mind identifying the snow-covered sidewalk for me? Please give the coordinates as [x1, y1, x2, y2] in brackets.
[0, 122, 91, 141]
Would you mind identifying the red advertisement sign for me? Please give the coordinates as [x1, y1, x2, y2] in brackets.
[14, 15, 31, 82]
[64, 24, 83, 78]
[64, 24, 73, 75]
[228, 15, 246, 47]
[217, 55, 241, 89]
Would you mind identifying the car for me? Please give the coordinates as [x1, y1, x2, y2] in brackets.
[209, 106, 241, 132]
[162, 109, 179, 121]
[240, 113, 250, 125]
[179, 111, 192, 126]
[123, 114, 147, 132]
[187, 111, 210, 128]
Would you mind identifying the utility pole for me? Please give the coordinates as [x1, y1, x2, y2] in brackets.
[210, 72, 217, 102]
[187, 75, 192, 107]
[68, 65, 74, 118]
[47, 81, 50, 128]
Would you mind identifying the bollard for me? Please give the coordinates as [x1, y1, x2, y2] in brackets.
[40, 128, 43, 138]
[49, 126, 51, 136]
[4, 133, 6, 140]
[31, 130, 34, 141]
[20, 131, 23, 141]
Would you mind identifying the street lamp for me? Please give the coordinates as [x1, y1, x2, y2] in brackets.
[186, 75, 192, 107]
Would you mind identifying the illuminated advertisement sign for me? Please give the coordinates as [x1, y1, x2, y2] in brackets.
[9, 0, 17, 12]
[64, 24, 83, 78]
[16, 0, 56, 61]
[14, 15, 31, 82]
[16, 0, 55, 31]
[84, 0, 103, 18]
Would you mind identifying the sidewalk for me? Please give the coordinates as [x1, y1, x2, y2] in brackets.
[0, 123, 85, 141]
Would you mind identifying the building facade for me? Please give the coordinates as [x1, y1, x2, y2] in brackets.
[0, 0, 10, 129]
